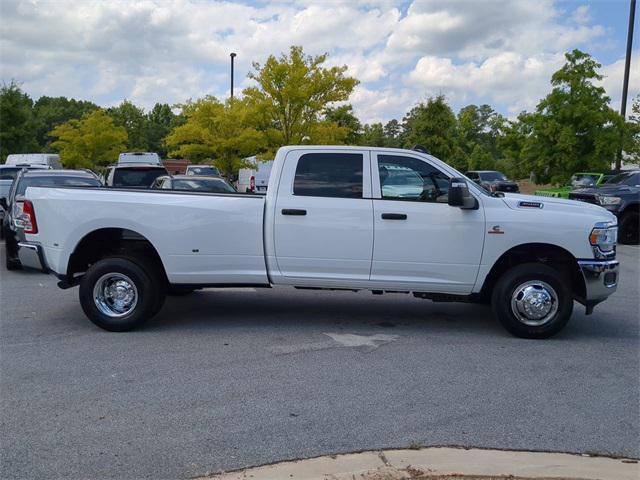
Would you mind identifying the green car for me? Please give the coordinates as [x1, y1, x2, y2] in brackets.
[535, 172, 613, 198]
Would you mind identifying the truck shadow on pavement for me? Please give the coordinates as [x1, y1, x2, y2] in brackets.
[142, 287, 626, 340]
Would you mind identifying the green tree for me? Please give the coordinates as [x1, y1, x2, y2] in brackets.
[402, 95, 458, 167]
[624, 95, 640, 165]
[360, 123, 386, 146]
[522, 49, 627, 183]
[0, 82, 39, 161]
[244, 45, 359, 147]
[383, 119, 402, 148]
[456, 104, 506, 171]
[33, 96, 98, 151]
[49, 109, 128, 168]
[164, 96, 266, 178]
[147, 103, 182, 157]
[308, 121, 349, 144]
[108, 100, 149, 151]
[495, 113, 533, 180]
[323, 104, 361, 144]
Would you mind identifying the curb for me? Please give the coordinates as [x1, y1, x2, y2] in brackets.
[201, 447, 639, 480]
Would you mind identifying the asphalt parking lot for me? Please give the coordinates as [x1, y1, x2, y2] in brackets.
[1, 242, 638, 480]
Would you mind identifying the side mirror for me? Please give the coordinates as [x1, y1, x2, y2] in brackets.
[0, 197, 7, 211]
[448, 178, 478, 209]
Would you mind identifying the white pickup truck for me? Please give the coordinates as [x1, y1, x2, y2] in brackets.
[17, 146, 619, 338]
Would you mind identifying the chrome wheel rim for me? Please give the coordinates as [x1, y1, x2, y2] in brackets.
[510, 280, 558, 327]
[93, 273, 138, 318]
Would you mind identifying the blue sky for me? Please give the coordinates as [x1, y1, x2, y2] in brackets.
[0, 0, 637, 123]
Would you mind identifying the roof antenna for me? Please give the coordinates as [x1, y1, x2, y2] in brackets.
[413, 144, 429, 154]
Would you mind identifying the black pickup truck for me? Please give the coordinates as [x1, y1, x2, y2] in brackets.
[569, 170, 640, 244]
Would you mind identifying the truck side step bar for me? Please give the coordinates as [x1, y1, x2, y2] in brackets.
[413, 292, 479, 303]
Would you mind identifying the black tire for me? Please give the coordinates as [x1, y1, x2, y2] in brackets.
[167, 286, 195, 296]
[491, 263, 573, 339]
[79, 256, 165, 332]
[618, 210, 639, 245]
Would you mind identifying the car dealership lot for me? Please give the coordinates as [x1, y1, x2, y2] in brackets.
[1, 243, 638, 479]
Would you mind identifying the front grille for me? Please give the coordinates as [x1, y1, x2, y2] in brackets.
[569, 193, 599, 204]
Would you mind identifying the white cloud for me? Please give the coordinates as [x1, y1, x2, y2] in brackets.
[350, 85, 416, 124]
[407, 52, 566, 115]
[572, 5, 591, 25]
[598, 52, 640, 114]
[0, 0, 634, 124]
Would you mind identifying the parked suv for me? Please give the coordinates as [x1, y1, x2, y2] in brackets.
[0, 165, 50, 236]
[569, 170, 640, 244]
[2, 169, 102, 269]
[104, 164, 168, 188]
[103, 152, 168, 188]
[465, 170, 520, 193]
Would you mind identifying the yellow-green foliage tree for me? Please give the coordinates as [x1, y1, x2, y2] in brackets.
[164, 96, 266, 178]
[243, 46, 358, 148]
[49, 109, 127, 168]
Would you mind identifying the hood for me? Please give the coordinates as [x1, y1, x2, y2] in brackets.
[500, 192, 615, 221]
[573, 184, 638, 195]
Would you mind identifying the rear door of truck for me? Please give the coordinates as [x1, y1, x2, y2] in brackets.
[272, 149, 373, 283]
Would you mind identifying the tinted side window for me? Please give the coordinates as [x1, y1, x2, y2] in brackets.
[293, 153, 363, 198]
[623, 173, 640, 186]
[16, 176, 101, 196]
[378, 155, 449, 203]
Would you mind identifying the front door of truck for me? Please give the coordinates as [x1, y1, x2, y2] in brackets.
[370, 152, 485, 293]
[273, 149, 373, 283]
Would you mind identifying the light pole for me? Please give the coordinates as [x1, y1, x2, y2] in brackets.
[617, 0, 635, 170]
[230, 52, 237, 100]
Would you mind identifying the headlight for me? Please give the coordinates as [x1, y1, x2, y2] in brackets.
[597, 195, 621, 206]
[589, 222, 617, 256]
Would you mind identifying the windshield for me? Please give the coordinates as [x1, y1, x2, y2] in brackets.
[17, 176, 101, 196]
[187, 166, 220, 176]
[479, 171, 507, 181]
[605, 172, 640, 185]
[0, 167, 22, 181]
[172, 178, 235, 193]
[113, 167, 166, 188]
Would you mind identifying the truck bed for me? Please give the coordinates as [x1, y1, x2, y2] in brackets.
[25, 187, 269, 285]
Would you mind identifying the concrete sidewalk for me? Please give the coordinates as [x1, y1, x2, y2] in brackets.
[203, 447, 639, 480]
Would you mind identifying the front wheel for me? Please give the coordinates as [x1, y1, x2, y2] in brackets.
[619, 211, 639, 245]
[492, 263, 573, 339]
[79, 256, 165, 332]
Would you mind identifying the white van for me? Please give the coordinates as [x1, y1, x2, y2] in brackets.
[5, 153, 61, 169]
[238, 158, 273, 193]
[118, 152, 161, 165]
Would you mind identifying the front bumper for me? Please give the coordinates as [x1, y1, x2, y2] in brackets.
[577, 259, 619, 314]
[17, 242, 49, 273]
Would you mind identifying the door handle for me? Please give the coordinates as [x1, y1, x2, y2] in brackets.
[381, 213, 407, 220]
[282, 208, 307, 216]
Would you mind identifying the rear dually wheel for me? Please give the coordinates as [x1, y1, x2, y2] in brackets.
[79, 256, 165, 332]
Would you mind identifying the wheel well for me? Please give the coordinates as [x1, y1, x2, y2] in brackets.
[67, 228, 167, 284]
[621, 203, 639, 217]
[480, 243, 585, 302]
